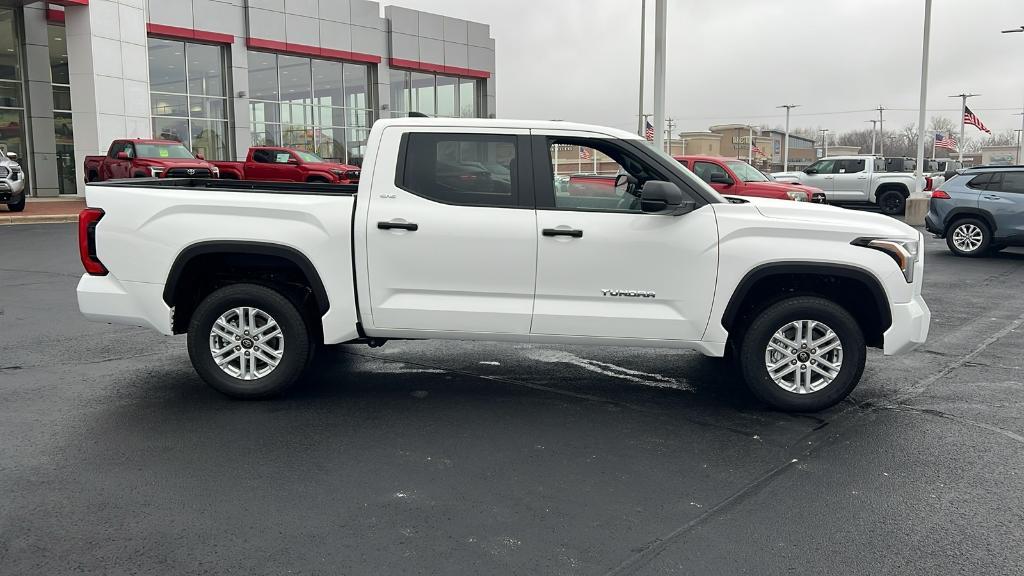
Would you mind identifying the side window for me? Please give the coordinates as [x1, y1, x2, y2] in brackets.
[274, 152, 293, 164]
[838, 159, 865, 174]
[401, 133, 517, 207]
[252, 149, 273, 163]
[108, 141, 127, 158]
[966, 173, 993, 190]
[692, 161, 728, 183]
[807, 159, 835, 174]
[547, 138, 664, 212]
[125, 143, 136, 159]
[993, 172, 1024, 194]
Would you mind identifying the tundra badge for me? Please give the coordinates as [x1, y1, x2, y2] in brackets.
[602, 289, 655, 298]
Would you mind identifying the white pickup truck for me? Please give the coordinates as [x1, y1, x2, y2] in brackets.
[77, 119, 930, 412]
[773, 156, 926, 215]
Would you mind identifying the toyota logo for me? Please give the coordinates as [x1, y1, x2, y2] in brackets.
[186, 169, 196, 175]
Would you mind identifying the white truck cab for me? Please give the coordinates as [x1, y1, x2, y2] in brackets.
[77, 119, 930, 412]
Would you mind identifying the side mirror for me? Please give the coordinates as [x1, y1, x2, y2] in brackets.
[287, 157, 299, 164]
[116, 151, 130, 160]
[194, 152, 204, 160]
[640, 180, 695, 215]
[5, 152, 16, 161]
[708, 173, 733, 186]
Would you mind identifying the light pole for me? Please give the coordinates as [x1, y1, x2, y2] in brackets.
[818, 128, 830, 157]
[912, 0, 932, 202]
[652, 0, 666, 152]
[948, 93, 980, 163]
[1016, 112, 1024, 162]
[877, 106, 886, 157]
[777, 104, 799, 171]
[866, 120, 879, 154]
[636, 0, 646, 136]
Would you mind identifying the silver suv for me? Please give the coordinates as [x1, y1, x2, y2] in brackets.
[0, 151, 26, 212]
[926, 166, 1024, 257]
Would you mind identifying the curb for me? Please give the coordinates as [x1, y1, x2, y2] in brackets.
[0, 214, 80, 225]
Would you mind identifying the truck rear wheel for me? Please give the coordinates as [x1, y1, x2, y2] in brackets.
[737, 296, 865, 412]
[187, 283, 310, 399]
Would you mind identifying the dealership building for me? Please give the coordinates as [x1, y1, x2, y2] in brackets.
[0, 0, 496, 196]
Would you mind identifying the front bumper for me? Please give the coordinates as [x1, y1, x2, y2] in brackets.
[883, 292, 930, 355]
[0, 177, 25, 200]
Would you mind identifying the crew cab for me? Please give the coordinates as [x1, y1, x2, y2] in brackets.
[213, 147, 360, 184]
[84, 139, 219, 182]
[674, 155, 823, 203]
[773, 155, 930, 215]
[77, 119, 930, 412]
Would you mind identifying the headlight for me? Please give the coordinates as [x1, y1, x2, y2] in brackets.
[211, 166, 219, 176]
[785, 190, 807, 201]
[149, 167, 164, 177]
[852, 237, 920, 283]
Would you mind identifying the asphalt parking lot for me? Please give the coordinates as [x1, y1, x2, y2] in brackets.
[1, 222, 1022, 575]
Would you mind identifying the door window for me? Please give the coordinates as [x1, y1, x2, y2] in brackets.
[966, 173, 993, 190]
[692, 161, 729, 183]
[400, 133, 518, 207]
[994, 171, 1024, 194]
[837, 159, 865, 174]
[547, 138, 665, 212]
[806, 159, 835, 174]
[251, 149, 275, 163]
[108, 141, 132, 158]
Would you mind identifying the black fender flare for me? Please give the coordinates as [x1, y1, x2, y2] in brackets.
[162, 241, 330, 315]
[721, 262, 892, 333]
[943, 207, 997, 235]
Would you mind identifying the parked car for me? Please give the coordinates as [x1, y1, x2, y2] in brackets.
[674, 155, 823, 203]
[773, 155, 931, 215]
[213, 147, 360, 184]
[926, 166, 1024, 257]
[77, 118, 930, 412]
[84, 139, 219, 182]
[0, 149, 26, 212]
[926, 159, 964, 189]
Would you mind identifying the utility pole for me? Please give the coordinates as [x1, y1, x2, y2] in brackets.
[866, 120, 879, 155]
[948, 93, 980, 163]
[1015, 111, 1024, 163]
[777, 104, 799, 171]
[664, 117, 676, 153]
[912, 0, 932, 204]
[652, 0, 666, 152]
[818, 128, 830, 157]
[876, 105, 886, 157]
[636, 0, 646, 136]
[748, 125, 754, 165]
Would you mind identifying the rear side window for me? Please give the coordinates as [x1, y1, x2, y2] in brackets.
[995, 171, 1024, 194]
[966, 173, 993, 190]
[400, 133, 518, 207]
[252, 149, 274, 163]
[837, 159, 865, 173]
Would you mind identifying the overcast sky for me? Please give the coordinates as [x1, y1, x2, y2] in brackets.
[383, 0, 1024, 137]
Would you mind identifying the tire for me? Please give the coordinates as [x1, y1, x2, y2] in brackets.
[7, 194, 25, 212]
[738, 296, 866, 412]
[877, 189, 905, 215]
[945, 217, 991, 257]
[187, 283, 311, 399]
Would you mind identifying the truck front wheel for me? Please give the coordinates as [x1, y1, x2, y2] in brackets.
[738, 296, 865, 412]
[187, 283, 311, 399]
[877, 190, 905, 215]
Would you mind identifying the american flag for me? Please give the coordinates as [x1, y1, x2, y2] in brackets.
[964, 105, 991, 134]
[579, 146, 591, 160]
[751, 143, 766, 157]
[935, 132, 958, 151]
[644, 120, 655, 141]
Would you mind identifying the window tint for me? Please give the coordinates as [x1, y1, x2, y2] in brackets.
[994, 171, 1024, 194]
[251, 149, 274, 163]
[837, 159, 865, 174]
[967, 173, 993, 190]
[548, 138, 666, 212]
[402, 133, 517, 207]
[807, 159, 835, 174]
[692, 161, 729, 183]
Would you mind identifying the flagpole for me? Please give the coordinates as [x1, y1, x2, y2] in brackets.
[577, 146, 582, 173]
[931, 134, 936, 161]
[958, 95, 966, 163]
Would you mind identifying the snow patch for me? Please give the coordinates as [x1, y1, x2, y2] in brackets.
[524, 349, 692, 391]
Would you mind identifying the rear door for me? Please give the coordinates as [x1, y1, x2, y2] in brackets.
[246, 149, 296, 181]
[831, 158, 869, 201]
[979, 171, 1024, 240]
[363, 127, 537, 334]
[530, 130, 719, 342]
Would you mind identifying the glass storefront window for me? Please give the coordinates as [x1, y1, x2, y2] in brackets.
[148, 38, 229, 160]
[0, 9, 22, 82]
[248, 50, 373, 165]
[49, 23, 75, 194]
[389, 69, 480, 119]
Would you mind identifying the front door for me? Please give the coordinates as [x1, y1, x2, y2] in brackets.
[800, 159, 836, 198]
[531, 131, 719, 342]
[364, 127, 537, 334]
[108, 142, 134, 179]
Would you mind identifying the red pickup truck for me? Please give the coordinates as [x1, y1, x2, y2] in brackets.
[84, 139, 219, 182]
[212, 147, 360, 184]
[673, 155, 824, 203]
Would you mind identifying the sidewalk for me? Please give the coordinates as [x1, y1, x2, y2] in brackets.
[0, 197, 85, 225]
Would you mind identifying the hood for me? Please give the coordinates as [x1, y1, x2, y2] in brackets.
[743, 181, 820, 194]
[0, 156, 19, 168]
[140, 157, 213, 167]
[750, 198, 918, 239]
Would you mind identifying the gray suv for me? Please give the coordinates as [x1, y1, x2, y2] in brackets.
[925, 166, 1024, 257]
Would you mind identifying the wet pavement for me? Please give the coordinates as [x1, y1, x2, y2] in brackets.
[1, 223, 1022, 575]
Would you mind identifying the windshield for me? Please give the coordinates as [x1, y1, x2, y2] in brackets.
[135, 143, 195, 159]
[725, 160, 769, 182]
[294, 150, 325, 163]
[642, 140, 727, 203]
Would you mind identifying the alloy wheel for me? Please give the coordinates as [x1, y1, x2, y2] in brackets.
[764, 320, 843, 394]
[951, 223, 984, 253]
[208, 306, 284, 380]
